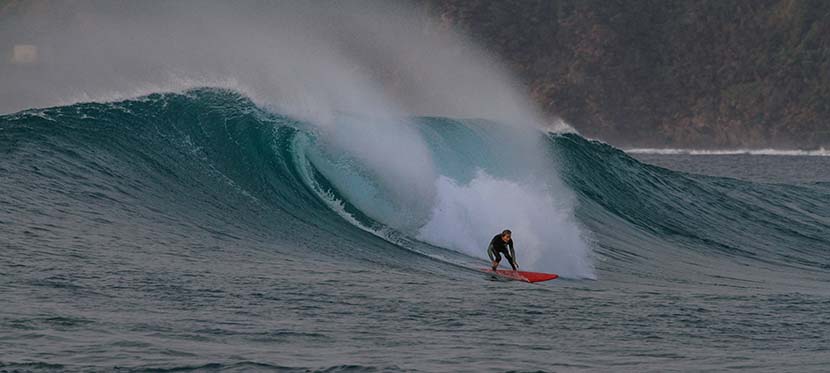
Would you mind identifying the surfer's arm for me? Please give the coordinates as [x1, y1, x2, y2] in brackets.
[509, 242, 516, 266]
[487, 243, 496, 261]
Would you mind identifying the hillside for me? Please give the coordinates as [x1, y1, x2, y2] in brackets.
[426, 0, 830, 148]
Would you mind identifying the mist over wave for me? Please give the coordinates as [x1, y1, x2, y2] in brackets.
[1, 0, 565, 128]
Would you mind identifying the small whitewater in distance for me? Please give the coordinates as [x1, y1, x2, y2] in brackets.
[626, 147, 830, 156]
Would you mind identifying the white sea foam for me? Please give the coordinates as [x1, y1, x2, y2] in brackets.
[417, 171, 595, 279]
[625, 148, 830, 157]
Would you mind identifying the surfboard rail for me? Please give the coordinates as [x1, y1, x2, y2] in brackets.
[482, 269, 559, 283]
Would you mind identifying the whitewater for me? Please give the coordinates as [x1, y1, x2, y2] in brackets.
[2, 1, 830, 372]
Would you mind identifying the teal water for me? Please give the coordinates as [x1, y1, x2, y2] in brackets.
[631, 152, 830, 184]
[2, 89, 829, 372]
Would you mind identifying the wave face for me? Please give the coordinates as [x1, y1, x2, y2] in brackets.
[4, 88, 829, 280]
[556, 135, 830, 280]
[4, 89, 830, 371]
[1, 89, 594, 277]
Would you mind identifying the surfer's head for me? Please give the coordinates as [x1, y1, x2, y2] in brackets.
[501, 229, 512, 242]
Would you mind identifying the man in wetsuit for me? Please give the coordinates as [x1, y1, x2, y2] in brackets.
[487, 229, 517, 271]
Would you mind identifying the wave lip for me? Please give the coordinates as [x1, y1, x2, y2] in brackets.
[624, 147, 830, 157]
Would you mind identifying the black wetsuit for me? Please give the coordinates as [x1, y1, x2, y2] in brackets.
[487, 234, 517, 270]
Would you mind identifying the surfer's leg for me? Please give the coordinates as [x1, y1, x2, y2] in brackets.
[488, 244, 500, 270]
[503, 252, 517, 271]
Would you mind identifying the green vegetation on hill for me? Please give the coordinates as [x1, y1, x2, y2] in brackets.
[426, 0, 830, 148]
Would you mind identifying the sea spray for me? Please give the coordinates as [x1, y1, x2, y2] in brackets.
[417, 171, 595, 278]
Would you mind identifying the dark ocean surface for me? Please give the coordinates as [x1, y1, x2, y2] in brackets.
[2, 89, 829, 372]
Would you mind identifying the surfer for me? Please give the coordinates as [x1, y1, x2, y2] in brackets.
[487, 229, 517, 271]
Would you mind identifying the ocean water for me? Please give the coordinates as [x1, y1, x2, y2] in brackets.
[630, 152, 830, 184]
[2, 89, 829, 372]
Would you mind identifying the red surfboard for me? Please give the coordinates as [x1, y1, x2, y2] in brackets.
[483, 269, 559, 283]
